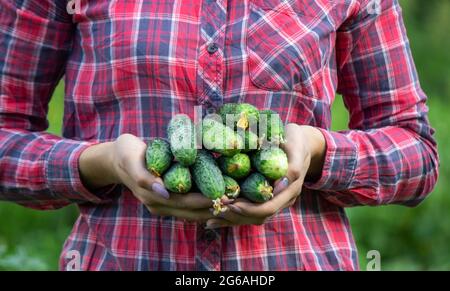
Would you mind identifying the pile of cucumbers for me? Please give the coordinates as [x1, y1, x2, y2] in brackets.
[145, 103, 288, 215]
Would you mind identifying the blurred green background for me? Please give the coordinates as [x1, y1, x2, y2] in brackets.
[0, 0, 449, 270]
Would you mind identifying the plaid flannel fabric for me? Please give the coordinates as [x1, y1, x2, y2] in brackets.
[0, 0, 438, 270]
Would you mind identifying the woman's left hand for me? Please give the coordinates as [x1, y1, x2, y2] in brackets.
[205, 124, 326, 229]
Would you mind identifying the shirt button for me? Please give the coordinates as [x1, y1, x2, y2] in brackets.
[210, 91, 221, 102]
[206, 107, 216, 115]
[207, 43, 219, 54]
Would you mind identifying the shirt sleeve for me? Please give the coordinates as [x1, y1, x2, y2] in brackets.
[0, 0, 110, 210]
[304, 0, 439, 207]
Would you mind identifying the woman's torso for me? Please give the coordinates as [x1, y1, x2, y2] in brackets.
[60, 0, 358, 270]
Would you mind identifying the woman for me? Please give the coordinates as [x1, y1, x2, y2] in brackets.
[0, 0, 438, 270]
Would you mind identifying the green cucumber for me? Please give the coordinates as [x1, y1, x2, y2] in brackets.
[218, 153, 251, 180]
[145, 138, 173, 177]
[192, 150, 225, 200]
[223, 175, 240, 199]
[241, 130, 260, 153]
[167, 114, 197, 166]
[259, 109, 285, 144]
[202, 118, 243, 157]
[218, 103, 238, 126]
[235, 103, 259, 130]
[241, 173, 273, 203]
[163, 163, 192, 194]
[252, 147, 288, 180]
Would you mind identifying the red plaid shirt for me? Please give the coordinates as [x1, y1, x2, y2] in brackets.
[0, 0, 438, 270]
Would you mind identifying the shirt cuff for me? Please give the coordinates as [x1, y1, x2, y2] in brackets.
[304, 128, 358, 191]
[45, 139, 114, 204]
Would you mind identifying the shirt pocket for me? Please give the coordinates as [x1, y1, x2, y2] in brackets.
[246, 0, 335, 97]
[71, 0, 200, 103]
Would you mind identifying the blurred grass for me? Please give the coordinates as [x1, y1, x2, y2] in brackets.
[0, 0, 449, 270]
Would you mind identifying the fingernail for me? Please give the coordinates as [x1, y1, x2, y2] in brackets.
[221, 198, 235, 205]
[152, 183, 170, 199]
[273, 177, 289, 195]
[227, 204, 243, 215]
[209, 208, 227, 218]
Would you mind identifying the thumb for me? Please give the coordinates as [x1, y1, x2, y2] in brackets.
[150, 178, 170, 199]
[126, 154, 170, 199]
[273, 177, 289, 195]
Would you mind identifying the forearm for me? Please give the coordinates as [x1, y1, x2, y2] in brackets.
[78, 142, 117, 190]
[299, 125, 326, 182]
[311, 0, 440, 207]
[305, 125, 439, 207]
[0, 128, 105, 209]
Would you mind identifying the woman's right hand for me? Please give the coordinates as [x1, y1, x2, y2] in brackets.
[79, 133, 216, 222]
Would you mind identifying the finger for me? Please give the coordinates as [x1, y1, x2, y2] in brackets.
[279, 126, 309, 182]
[141, 186, 229, 210]
[205, 218, 233, 229]
[119, 148, 170, 199]
[167, 192, 214, 209]
[279, 130, 297, 157]
[122, 170, 170, 206]
[166, 194, 233, 210]
[220, 196, 235, 205]
[135, 187, 214, 209]
[273, 177, 289, 195]
[280, 123, 300, 148]
[132, 169, 167, 198]
[230, 177, 304, 218]
[147, 205, 214, 222]
[278, 140, 289, 152]
[282, 197, 297, 209]
[264, 177, 303, 208]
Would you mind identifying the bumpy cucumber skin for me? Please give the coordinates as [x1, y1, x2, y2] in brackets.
[197, 149, 216, 164]
[236, 103, 259, 130]
[218, 153, 251, 180]
[223, 175, 240, 199]
[163, 163, 192, 194]
[167, 114, 197, 166]
[202, 118, 243, 157]
[259, 109, 285, 144]
[145, 138, 173, 177]
[252, 147, 288, 180]
[218, 103, 238, 126]
[241, 130, 260, 153]
[192, 150, 225, 200]
[241, 173, 273, 203]
[218, 103, 259, 130]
